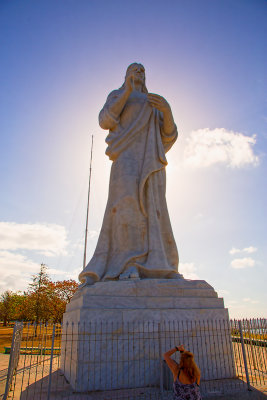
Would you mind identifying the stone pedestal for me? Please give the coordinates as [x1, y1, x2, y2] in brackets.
[61, 279, 235, 392]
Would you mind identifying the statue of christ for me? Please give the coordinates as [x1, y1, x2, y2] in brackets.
[79, 63, 182, 286]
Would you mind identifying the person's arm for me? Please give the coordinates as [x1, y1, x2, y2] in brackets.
[163, 347, 179, 379]
[147, 93, 176, 135]
[163, 345, 184, 379]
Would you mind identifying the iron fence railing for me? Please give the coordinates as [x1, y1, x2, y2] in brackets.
[1, 319, 266, 399]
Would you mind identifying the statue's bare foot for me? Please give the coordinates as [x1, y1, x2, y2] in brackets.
[168, 272, 184, 279]
[78, 276, 95, 288]
[119, 265, 140, 280]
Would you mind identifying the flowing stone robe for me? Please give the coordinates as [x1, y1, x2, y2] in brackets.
[79, 89, 179, 284]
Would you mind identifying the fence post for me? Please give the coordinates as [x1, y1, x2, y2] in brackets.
[3, 321, 23, 400]
[238, 320, 252, 391]
[158, 322, 164, 399]
[47, 324, 56, 400]
[247, 320, 257, 370]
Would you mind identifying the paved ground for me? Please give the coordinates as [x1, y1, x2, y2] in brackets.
[0, 353, 266, 399]
[0, 354, 10, 371]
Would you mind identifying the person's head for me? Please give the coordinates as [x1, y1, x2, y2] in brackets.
[179, 351, 200, 382]
[121, 62, 148, 93]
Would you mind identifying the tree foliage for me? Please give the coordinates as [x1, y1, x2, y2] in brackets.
[0, 264, 79, 323]
[0, 291, 24, 326]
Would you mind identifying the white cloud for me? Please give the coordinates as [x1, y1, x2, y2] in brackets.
[217, 289, 229, 297]
[243, 297, 259, 304]
[179, 263, 199, 279]
[0, 222, 68, 256]
[184, 128, 259, 168]
[230, 257, 255, 269]
[0, 250, 80, 293]
[229, 246, 257, 255]
[0, 251, 40, 292]
[229, 247, 241, 255]
[243, 246, 258, 254]
[88, 230, 99, 239]
[227, 300, 238, 305]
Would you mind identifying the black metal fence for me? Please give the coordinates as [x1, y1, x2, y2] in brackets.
[1, 319, 266, 399]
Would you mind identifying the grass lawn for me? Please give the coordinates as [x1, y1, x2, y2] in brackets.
[0, 324, 62, 354]
[0, 326, 14, 353]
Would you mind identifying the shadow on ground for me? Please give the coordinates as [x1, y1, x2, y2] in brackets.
[14, 372, 267, 400]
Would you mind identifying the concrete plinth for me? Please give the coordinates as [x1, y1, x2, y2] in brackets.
[61, 279, 235, 392]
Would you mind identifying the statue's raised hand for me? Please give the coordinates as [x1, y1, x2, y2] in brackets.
[147, 93, 171, 113]
[125, 73, 135, 93]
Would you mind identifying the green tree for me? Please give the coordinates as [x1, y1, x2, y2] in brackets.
[0, 291, 24, 325]
[28, 263, 53, 324]
[0, 265, 79, 324]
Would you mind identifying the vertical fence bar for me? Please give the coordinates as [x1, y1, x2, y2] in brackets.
[248, 319, 260, 386]
[259, 319, 267, 379]
[194, 320, 200, 375]
[39, 322, 48, 399]
[75, 322, 80, 391]
[121, 321, 124, 392]
[87, 322, 90, 392]
[132, 321, 136, 389]
[214, 320, 221, 381]
[54, 324, 61, 399]
[203, 320, 210, 390]
[47, 324, 56, 400]
[93, 321, 96, 390]
[25, 322, 36, 400]
[254, 319, 262, 376]
[198, 320, 204, 394]
[152, 321, 156, 392]
[255, 318, 265, 384]
[225, 319, 231, 392]
[247, 319, 257, 370]
[260, 318, 267, 382]
[238, 320, 252, 391]
[127, 321, 130, 389]
[138, 322, 141, 393]
[234, 319, 242, 381]
[68, 322, 74, 400]
[17, 322, 30, 400]
[62, 321, 68, 394]
[80, 321, 85, 393]
[32, 322, 42, 399]
[158, 322, 163, 399]
[106, 320, 108, 391]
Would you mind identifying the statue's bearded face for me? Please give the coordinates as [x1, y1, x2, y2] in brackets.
[126, 63, 145, 84]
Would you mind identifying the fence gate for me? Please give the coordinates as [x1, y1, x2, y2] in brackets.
[3, 322, 23, 400]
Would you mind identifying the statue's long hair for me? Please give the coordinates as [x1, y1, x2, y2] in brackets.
[179, 351, 200, 382]
[119, 63, 148, 94]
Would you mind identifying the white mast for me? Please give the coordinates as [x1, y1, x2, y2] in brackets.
[83, 134, 94, 270]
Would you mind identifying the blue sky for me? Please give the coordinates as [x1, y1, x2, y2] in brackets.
[0, 0, 266, 318]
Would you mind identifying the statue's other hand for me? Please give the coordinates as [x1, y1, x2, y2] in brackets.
[147, 93, 171, 113]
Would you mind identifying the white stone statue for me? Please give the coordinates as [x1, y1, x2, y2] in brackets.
[79, 63, 182, 286]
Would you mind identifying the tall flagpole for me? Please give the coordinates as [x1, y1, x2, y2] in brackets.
[83, 134, 94, 270]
